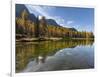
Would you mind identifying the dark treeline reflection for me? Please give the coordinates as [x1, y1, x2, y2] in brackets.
[16, 40, 94, 72]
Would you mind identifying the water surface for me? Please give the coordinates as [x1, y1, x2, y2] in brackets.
[16, 40, 94, 73]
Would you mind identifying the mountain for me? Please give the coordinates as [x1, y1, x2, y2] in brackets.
[46, 19, 77, 31]
[16, 4, 37, 22]
[46, 19, 60, 26]
[68, 28, 77, 31]
[16, 4, 77, 32]
[16, 4, 30, 17]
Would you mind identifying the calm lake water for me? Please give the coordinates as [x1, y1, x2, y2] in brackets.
[16, 40, 94, 73]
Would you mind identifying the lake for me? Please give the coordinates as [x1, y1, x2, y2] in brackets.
[16, 40, 94, 73]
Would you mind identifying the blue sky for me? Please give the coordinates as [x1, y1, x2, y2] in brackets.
[25, 4, 94, 32]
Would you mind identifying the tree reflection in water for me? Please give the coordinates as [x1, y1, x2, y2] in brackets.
[16, 40, 94, 72]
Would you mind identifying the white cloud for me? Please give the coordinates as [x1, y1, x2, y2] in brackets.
[66, 21, 74, 25]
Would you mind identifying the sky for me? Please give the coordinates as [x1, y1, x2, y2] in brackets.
[25, 4, 94, 32]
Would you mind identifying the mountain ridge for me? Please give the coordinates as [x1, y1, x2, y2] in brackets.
[16, 4, 77, 32]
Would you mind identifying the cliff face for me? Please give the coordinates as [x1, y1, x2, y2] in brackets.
[16, 4, 94, 39]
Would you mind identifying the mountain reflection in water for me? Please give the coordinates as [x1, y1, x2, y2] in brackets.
[16, 40, 94, 73]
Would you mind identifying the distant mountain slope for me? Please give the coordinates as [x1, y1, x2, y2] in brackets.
[46, 19, 77, 31]
[68, 28, 77, 31]
[46, 19, 60, 26]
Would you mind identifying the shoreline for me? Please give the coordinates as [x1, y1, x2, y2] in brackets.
[16, 37, 94, 42]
